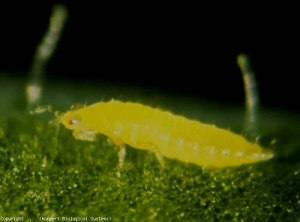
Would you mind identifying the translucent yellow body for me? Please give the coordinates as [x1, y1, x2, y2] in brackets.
[60, 100, 273, 167]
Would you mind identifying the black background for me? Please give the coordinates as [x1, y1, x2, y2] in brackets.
[0, 2, 299, 112]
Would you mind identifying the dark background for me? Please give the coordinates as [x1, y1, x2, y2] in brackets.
[0, 2, 299, 112]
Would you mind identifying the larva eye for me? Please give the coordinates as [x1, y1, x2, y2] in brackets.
[69, 119, 79, 125]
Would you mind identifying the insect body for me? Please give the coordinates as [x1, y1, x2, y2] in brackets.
[59, 100, 274, 168]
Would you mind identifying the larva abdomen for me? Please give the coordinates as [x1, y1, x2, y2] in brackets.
[61, 100, 273, 167]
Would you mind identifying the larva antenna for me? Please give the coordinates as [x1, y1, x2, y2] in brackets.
[26, 4, 68, 108]
[237, 54, 260, 138]
[29, 105, 54, 115]
[30, 105, 61, 117]
[30, 105, 62, 126]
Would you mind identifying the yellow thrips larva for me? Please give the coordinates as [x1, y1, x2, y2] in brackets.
[57, 100, 273, 168]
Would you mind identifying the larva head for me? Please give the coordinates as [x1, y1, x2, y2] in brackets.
[59, 110, 83, 130]
[59, 111, 81, 130]
[30, 104, 86, 131]
[59, 104, 86, 130]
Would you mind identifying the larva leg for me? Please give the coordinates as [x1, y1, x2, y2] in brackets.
[110, 137, 127, 168]
[153, 147, 165, 169]
[237, 54, 260, 137]
[118, 145, 126, 168]
[72, 130, 97, 141]
[137, 142, 165, 168]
